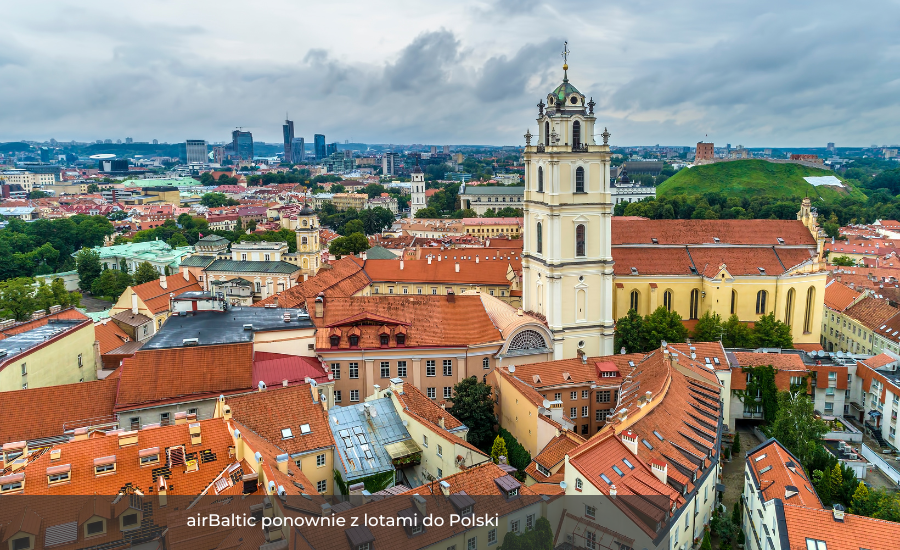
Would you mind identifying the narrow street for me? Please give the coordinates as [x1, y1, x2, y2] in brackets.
[721, 428, 761, 514]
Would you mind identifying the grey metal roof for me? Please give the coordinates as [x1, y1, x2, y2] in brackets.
[0, 319, 84, 362]
[179, 255, 216, 267]
[205, 259, 300, 274]
[459, 186, 524, 195]
[365, 246, 397, 260]
[329, 397, 415, 481]
[111, 311, 152, 327]
[142, 306, 314, 349]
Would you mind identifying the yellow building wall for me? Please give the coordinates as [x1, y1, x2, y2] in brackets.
[295, 448, 333, 495]
[0, 324, 97, 392]
[490, 370, 542, 457]
[614, 271, 826, 344]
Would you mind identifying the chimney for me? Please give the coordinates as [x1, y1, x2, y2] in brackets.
[314, 296, 324, 318]
[439, 417, 445, 429]
[174, 411, 187, 425]
[282, 379, 289, 387]
[183, 267, 190, 281]
[650, 459, 668, 485]
[427, 256, 432, 265]
[158, 476, 168, 507]
[476, 255, 480, 264]
[621, 430, 638, 456]
[258, 381, 266, 392]
[274, 296, 279, 308]
[455, 262, 460, 273]
[189, 422, 201, 445]
[233, 429, 244, 461]
[276, 454, 290, 474]
[159, 275, 167, 290]
[400, 260, 404, 270]
[439, 480, 451, 495]
[131, 292, 139, 315]
[438, 254, 442, 262]
[73, 428, 89, 442]
[609, 484, 617, 498]
[413, 494, 427, 517]
[390, 377, 404, 393]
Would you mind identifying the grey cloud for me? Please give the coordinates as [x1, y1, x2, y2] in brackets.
[382, 29, 461, 92]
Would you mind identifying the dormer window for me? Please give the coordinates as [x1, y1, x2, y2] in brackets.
[507, 488, 518, 497]
[411, 525, 423, 535]
[47, 464, 71, 485]
[330, 335, 340, 348]
[349, 335, 359, 347]
[380, 334, 389, 346]
[94, 456, 116, 476]
[396, 334, 406, 346]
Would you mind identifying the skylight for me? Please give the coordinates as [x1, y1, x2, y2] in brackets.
[622, 458, 634, 470]
[754, 453, 767, 462]
[759, 465, 773, 474]
[642, 439, 653, 450]
[653, 430, 664, 441]
[299, 424, 311, 434]
[600, 473, 611, 484]
[281, 428, 293, 439]
[612, 465, 624, 476]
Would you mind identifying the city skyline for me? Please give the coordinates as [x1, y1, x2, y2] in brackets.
[0, 1, 898, 147]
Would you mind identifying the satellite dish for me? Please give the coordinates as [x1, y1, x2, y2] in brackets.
[542, 399, 551, 408]
[89, 153, 116, 160]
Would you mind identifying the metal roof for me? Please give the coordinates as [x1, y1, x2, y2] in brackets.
[0, 319, 84, 362]
[179, 255, 216, 267]
[329, 397, 417, 481]
[458, 186, 525, 195]
[205, 259, 300, 274]
[142, 307, 313, 349]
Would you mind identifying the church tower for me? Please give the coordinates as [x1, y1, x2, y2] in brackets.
[410, 160, 426, 218]
[294, 203, 322, 279]
[522, 45, 615, 359]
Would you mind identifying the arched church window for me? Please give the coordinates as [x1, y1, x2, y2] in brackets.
[575, 224, 585, 257]
[756, 291, 767, 315]
[508, 330, 548, 352]
[575, 167, 585, 193]
[537, 166, 544, 192]
[301, 236, 308, 245]
[302, 220, 307, 227]
[690, 289, 700, 320]
[731, 290, 737, 315]
[663, 290, 673, 312]
[573, 121, 581, 147]
[544, 121, 550, 146]
[804, 286, 816, 333]
[784, 288, 795, 326]
[630, 290, 639, 312]
[536, 222, 543, 254]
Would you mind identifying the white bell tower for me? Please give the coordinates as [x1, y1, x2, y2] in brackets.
[522, 43, 615, 359]
[410, 160, 426, 218]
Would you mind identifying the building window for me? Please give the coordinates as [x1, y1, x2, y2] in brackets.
[331, 363, 340, 379]
[350, 390, 359, 402]
[575, 224, 585, 256]
[663, 290, 673, 312]
[629, 290, 639, 312]
[77, 354, 83, 368]
[483, 357, 490, 369]
[731, 290, 737, 315]
[756, 290, 767, 315]
[575, 166, 585, 193]
[537, 166, 544, 192]
[349, 362, 359, 378]
[488, 529, 497, 546]
[427, 387, 436, 399]
[329, 335, 340, 348]
[443, 359, 453, 376]
[544, 121, 550, 146]
[585, 505, 596, 519]
[349, 335, 359, 347]
[335, 390, 342, 402]
[554, 392, 562, 401]
[20, 363, 26, 376]
[380, 334, 389, 346]
[582, 406, 589, 417]
[317, 453, 326, 467]
[437, 444, 443, 457]
[804, 286, 816, 333]
[511, 520, 520, 533]
[536, 222, 543, 254]
[397, 361, 407, 377]
[467, 537, 476, 550]
[596, 390, 610, 402]
[396, 333, 406, 345]
[575, 478, 583, 490]
[595, 410, 609, 422]
[585, 532, 596, 550]
[689, 288, 700, 320]
[571, 391, 578, 400]
[582, 390, 589, 399]
[784, 288, 795, 325]
[572, 121, 581, 147]
[380, 362, 390, 378]
[317, 479, 327, 493]
[444, 387, 452, 399]
[570, 407, 577, 418]
[426, 360, 436, 377]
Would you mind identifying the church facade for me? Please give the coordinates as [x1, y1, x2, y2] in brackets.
[521, 62, 616, 359]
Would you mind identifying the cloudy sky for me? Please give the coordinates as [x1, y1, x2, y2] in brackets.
[1, 0, 898, 147]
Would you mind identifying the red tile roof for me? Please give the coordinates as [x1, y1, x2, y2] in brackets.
[824, 280, 862, 311]
[94, 319, 132, 354]
[0, 377, 119, 444]
[611, 219, 816, 246]
[0, 308, 90, 339]
[130, 274, 202, 314]
[782, 503, 900, 550]
[845, 296, 899, 330]
[253, 256, 370, 308]
[392, 384, 486, 456]
[226, 384, 335, 456]
[363, 258, 516, 286]
[115, 343, 254, 410]
[730, 352, 809, 391]
[747, 439, 821, 508]
[532, 430, 585, 470]
[252, 352, 330, 386]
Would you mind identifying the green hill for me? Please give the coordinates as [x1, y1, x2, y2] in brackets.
[657, 159, 865, 202]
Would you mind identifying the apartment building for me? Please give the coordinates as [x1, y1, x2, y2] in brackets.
[821, 281, 896, 354]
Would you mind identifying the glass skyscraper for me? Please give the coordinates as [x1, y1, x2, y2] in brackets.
[291, 138, 305, 163]
[232, 130, 254, 160]
[282, 119, 295, 164]
[314, 134, 326, 160]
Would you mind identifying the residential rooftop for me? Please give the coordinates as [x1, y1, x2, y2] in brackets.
[142, 306, 313, 349]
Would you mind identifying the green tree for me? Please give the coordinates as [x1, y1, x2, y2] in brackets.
[200, 192, 240, 208]
[850, 482, 877, 517]
[51, 277, 80, 308]
[614, 309, 646, 353]
[342, 219, 365, 236]
[199, 172, 216, 186]
[827, 463, 844, 505]
[732, 432, 741, 456]
[767, 391, 828, 467]
[497, 428, 531, 472]
[447, 377, 495, 449]
[643, 305, 688, 347]
[700, 531, 711, 550]
[167, 233, 188, 248]
[722, 314, 754, 347]
[75, 248, 102, 291]
[450, 208, 478, 219]
[813, 469, 832, 506]
[495, 207, 523, 217]
[108, 209, 128, 221]
[693, 311, 724, 342]
[830, 255, 857, 266]
[28, 190, 49, 199]
[87, 183, 100, 193]
[740, 366, 780, 424]
[414, 206, 440, 218]
[91, 268, 132, 300]
[132, 261, 160, 285]
[490, 435, 509, 464]
[328, 233, 370, 258]
[0, 278, 37, 320]
[753, 313, 793, 348]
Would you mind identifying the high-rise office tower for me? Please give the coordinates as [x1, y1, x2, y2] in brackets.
[443, 145, 450, 154]
[184, 140, 208, 164]
[314, 134, 326, 160]
[382, 152, 398, 177]
[326, 143, 338, 157]
[232, 130, 254, 160]
[291, 138, 305, 163]
[283, 119, 295, 163]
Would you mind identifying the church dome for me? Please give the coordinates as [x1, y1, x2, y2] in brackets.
[299, 203, 315, 215]
[550, 80, 581, 103]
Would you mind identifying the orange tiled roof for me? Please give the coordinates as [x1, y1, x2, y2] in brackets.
[225, 384, 335, 456]
[18, 418, 242, 495]
[824, 280, 862, 311]
[0, 377, 119, 444]
[392, 384, 486, 456]
[730, 352, 809, 391]
[94, 318, 132, 354]
[611, 219, 816, 246]
[312, 295, 502, 350]
[253, 256, 370, 308]
[845, 296, 899, 330]
[859, 353, 896, 370]
[115, 343, 254, 409]
[130, 274, 202, 314]
[532, 430, 585, 470]
[747, 439, 821, 508]
[669, 342, 730, 371]
[363, 257, 516, 286]
[229, 419, 320, 501]
[782, 503, 900, 550]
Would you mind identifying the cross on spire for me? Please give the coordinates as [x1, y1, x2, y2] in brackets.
[561, 41, 570, 81]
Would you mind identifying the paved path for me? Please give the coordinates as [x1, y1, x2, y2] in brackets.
[721, 429, 762, 513]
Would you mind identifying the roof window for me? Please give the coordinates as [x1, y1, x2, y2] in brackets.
[653, 430, 664, 441]
[713, 237, 720, 243]
[622, 458, 634, 469]
[299, 424, 311, 435]
[281, 428, 293, 439]
[612, 465, 624, 477]
[599, 473, 611, 484]
[641, 439, 653, 450]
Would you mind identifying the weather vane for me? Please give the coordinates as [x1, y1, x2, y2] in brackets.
[561, 41, 570, 66]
